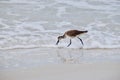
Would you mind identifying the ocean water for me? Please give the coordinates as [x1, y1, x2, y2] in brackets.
[0, 0, 120, 49]
[0, 0, 120, 70]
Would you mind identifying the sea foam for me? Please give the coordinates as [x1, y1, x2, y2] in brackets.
[0, 0, 120, 49]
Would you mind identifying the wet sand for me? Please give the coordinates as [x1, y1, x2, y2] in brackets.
[0, 47, 120, 80]
[0, 47, 120, 70]
[0, 63, 120, 80]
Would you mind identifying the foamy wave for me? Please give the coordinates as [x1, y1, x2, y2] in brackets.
[0, 0, 37, 4]
[0, 0, 120, 50]
[55, 0, 118, 11]
[0, 45, 41, 50]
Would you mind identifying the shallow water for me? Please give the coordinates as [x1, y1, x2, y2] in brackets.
[0, 0, 120, 49]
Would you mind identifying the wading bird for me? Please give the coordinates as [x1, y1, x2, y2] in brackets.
[56, 30, 88, 47]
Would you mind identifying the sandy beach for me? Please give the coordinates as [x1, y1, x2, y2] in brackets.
[0, 63, 120, 80]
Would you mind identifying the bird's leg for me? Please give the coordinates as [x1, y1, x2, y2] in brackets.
[77, 37, 84, 45]
[67, 39, 72, 47]
[56, 40, 59, 45]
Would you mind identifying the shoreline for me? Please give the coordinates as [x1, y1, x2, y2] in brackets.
[0, 46, 120, 51]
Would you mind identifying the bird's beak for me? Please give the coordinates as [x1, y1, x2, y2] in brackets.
[56, 40, 59, 45]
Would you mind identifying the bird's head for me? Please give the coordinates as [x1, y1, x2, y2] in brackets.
[56, 36, 65, 45]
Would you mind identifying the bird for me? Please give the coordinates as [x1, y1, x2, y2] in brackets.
[56, 30, 88, 47]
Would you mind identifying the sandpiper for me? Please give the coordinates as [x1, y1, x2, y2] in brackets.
[56, 30, 88, 47]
